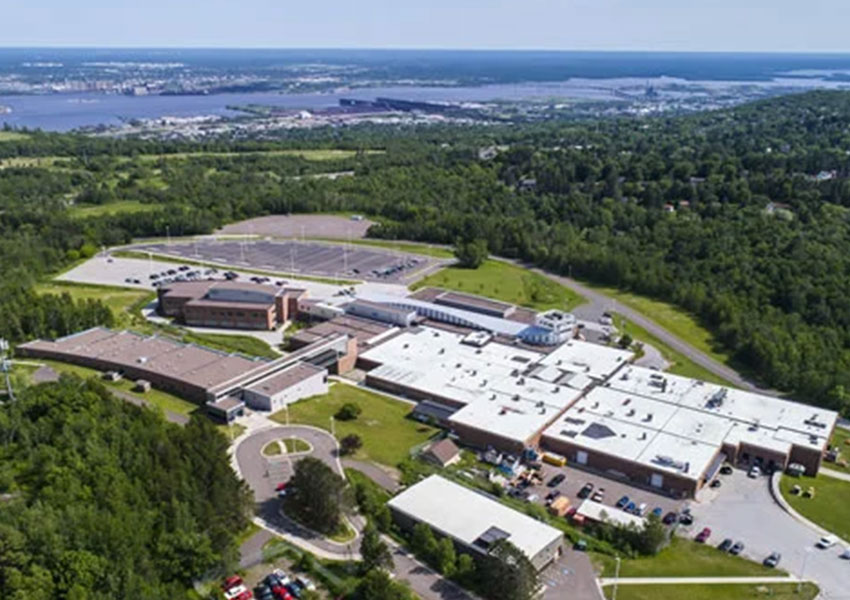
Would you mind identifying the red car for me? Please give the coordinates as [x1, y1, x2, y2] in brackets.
[223, 575, 244, 591]
[275, 482, 287, 491]
[272, 587, 293, 600]
[695, 527, 712, 543]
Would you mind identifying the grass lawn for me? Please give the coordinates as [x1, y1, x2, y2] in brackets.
[262, 441, 283, 457]
[282, 438, 311, 453]
[412, 259, 583, 311]
[68, 200, 162, 218]
[181, 331, 279, 359]
[603, 583, 818, 600]
[588, 283, 732, 369]
[593, 537, 782, 578]
[39, 359, 199, 417]
[35, 282, 152, 328]
[272, 383, 438, 467]
[616, 314, 735, 386]
[328, 519, 357, 544]
[780, 474, 850, 541]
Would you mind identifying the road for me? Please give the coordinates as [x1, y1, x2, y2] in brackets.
[524, 264, 761, 392]
[236, 425, 474, 600]
[686, 470, 850, 599]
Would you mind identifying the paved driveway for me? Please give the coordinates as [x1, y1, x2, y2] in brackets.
[686, 470, 850, 598]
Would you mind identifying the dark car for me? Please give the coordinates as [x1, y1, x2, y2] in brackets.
[663, 511, 678, 525]
[695, 527, 711, 543]
[730, 541, 745, 555]
[545, 490, 561, 503]
[547, 474, 566, 488]
[616, 495, 630, 509]
[764, 552, 781, 568]
[578, 483, 594, 499]
[719, 538, 733, 552]
[710, 479, 722, 488]
[720, 464, 734, 475]
[254, 584, 274, 600]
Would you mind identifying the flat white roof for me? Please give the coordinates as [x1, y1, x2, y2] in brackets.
[388, 475, 563, 560]
[361, 327, 619, 443]
[538, 339, 633, 381]
[576, 499, 646, 529]
[542, 366, 838, 481]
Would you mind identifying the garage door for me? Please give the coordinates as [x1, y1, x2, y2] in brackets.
[576, 451, 588, 465]
[650, 473, 664, 488]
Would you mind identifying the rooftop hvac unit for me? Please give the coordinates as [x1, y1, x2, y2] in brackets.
[513, 394, 520, 401]
[644, 413, 653, 422]
[627, 409, 636, 417]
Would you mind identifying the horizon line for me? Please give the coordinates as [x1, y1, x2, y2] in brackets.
[2, 46, 850, 55]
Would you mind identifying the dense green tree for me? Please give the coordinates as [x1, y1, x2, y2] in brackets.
[477, 541, 540, 600]
[284, 457, 350, 534]
[340, 434, 364, 456]
[352, 568, 415, 600]
[453, 238, 489, 269]
[360, 524, 393, 573]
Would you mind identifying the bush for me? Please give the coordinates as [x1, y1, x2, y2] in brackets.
[340, 434, 363, 456]
[335, 402, 362, 421]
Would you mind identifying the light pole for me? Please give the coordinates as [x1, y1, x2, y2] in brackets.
[612, 556, 621, 600]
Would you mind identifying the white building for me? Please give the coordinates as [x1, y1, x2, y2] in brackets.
[242, 362, 328, 412]
[388, 475, 564, 571]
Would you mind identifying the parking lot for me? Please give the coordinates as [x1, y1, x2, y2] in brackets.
[687, 470, 850, 598]
[130, 239, 439, 283]
[511, 461, 684, 524]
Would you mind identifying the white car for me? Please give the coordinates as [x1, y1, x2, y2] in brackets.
[272, 569, 291, 585]
[840, 548, 850, 560]
[817, 536, 837, 549]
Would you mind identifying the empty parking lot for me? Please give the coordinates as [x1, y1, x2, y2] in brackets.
[130, 239, 440, 283]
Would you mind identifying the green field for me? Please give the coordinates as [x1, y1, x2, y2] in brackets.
[780, 474, 850, 541]
[603, 583, 817, 600]
[39, 359, 198, 418]
[589, 284, 732, 369]
[181, 331, 279, 359]
[0, 156, 67, 169]
[272, 383, 438, 467]
[68, 200, 162, 218]
[412, 259, 583, 311]
[616, 314, 735, 386]
[0, 131, 29, 142]
[35, 282, 153, 328]
[594, 537, 782, 578]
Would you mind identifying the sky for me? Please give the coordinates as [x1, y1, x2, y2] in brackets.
[4, 0, 850, 52]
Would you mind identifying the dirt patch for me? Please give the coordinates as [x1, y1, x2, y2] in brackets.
[217, 215, 373, 239]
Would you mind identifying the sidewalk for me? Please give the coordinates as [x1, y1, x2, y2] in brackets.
[599, 576, 802, 585]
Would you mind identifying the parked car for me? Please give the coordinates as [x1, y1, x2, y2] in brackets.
[545, 490, 561, 504]
[663, 511, 678, 525]
[573, 539, 588, 552]
[591, 488, 605, 502]
[730, 541, 745, 555]
[695, 527, 711, 543]
[616, 495, 630, 509]
[719, 538, 733, 552]
[547, 474, 565, 488]
[253, 584, 274, 600]
[748, 465, 761, 478]
[651, 507, 663, 518]
[764, 552, 782, 568]
[817, 536, 837, 549]
[625, 501, 637, 514]
[840, 548, 850, 560]
[295, 577, 316, 592]
[720, 464, 734, 475]
[578, 483, 594, 499]
[636, 502, 647, 516]
[710, 479, 722, 488]
[223, 576, 244, 591]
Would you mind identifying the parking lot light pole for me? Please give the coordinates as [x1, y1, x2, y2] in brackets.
[612, 556, 621, 600]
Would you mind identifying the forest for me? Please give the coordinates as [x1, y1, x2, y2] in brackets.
[2, 90, 850, 418]
[0, 376, 252, 598]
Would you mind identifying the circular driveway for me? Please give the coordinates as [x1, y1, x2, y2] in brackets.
[236, 425, 342, 505]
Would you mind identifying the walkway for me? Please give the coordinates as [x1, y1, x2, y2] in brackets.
[820, 468, 850, 483]
[600, 576, 802, 585]
[342, 458, 401, 492]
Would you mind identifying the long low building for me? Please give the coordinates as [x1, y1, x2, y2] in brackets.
[359, 326, 632, 453]
[388, 475, 564, 572]
[541, 365, 838, 498]
[18, 327, 356, 420]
